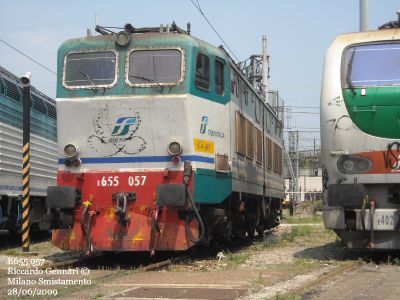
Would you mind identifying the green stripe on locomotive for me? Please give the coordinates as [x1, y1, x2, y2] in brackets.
[56, 33, 230, 104]
[343, 87, 400, 139]
[194, 168, 232, 204]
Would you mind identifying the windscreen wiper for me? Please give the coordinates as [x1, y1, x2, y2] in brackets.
[346, 49, 356, 95]
[129, 74, 163, 89]
[79, 71, 96, 86]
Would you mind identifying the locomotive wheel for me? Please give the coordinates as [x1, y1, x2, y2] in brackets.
[217, 211, 233, 243]
[256, 223, 267, 235]
[245, 213, 257, 238]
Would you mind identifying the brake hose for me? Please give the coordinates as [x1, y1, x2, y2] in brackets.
[184, 187, 205, 243]
[80, 206, 89, 235]
[361, 197, 366, 231]
[85, 212, 94, 255]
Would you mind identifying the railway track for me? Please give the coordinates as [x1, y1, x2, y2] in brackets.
[7, 224, 395, 299]
[33, 228, 273, 272]
[243, 259, 366, 299]
[279, 260, 364, 298]
[38, 251, 188, 273]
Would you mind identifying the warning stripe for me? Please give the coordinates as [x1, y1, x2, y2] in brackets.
[22, 175, 30, 187]
[22, 142, 30, 252]
[22, 143, 30, 153]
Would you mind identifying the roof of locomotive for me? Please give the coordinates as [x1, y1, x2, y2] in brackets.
[57, 30, 229, 61]
[56, 29, 232, 102]
[330, 28, 400, 48]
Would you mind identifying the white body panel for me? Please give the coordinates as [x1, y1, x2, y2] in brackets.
[57, 94, 228, 171]
[0, 121, 57, 196]
[57, 93, 284, 199]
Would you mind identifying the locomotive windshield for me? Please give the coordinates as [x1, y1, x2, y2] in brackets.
[343, 43, 400, 88]
[64, 51, 117, 88]
[127, 49, 183, 86]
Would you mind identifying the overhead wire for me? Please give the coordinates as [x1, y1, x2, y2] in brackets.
[290, 111, 320, 115]
[0, 37, 56, 76]
[189, 0, 240, 62]
[284, 106, 320, 109]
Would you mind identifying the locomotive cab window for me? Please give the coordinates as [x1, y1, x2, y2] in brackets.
[215, 59, 225, 95]
[128, 49, 183, 86]
[63, 51, 117, 88]
[343, 42, 400, 88]
[195, 53, 210, 90]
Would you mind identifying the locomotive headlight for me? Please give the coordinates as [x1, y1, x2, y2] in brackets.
[64, 143, 79, 158]
[116, 31, 131, 47]
[168, 141, 182, 156]
[337, 155, 372, 174]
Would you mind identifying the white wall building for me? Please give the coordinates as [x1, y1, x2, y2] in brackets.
[285, 167, 322, 202]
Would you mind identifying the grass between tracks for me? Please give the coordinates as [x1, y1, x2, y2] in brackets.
[283, 214, 323, 224]
[170, 215, 337, 273]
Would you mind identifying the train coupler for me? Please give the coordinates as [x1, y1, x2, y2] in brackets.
[112, 192, 136, 225]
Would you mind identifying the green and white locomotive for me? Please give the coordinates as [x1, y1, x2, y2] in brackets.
[43, 23, 284, 253]
[321, 20, 400, 249]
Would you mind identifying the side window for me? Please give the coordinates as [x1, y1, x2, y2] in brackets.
[266, 137, 273, 169]
[195, 53, 210, 90]
[230, 74, 235, 95]
[215, 59, 224, 95]
[236, 111, 246, 155]
[255, 128, 263, 164]
[246, 119, 254, 160]
[273, 143, 282, 174]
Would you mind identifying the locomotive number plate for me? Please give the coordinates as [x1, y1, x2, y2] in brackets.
[96, 175, 147, 187]
[375, 212, 397, 230]
[364, 210, 400, 230]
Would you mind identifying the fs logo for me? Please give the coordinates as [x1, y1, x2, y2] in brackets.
[200, 116, 208, 134]
[111, 117, 137, 136]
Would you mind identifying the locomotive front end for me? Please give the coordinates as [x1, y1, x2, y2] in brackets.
[42, 27, 230, 253]
[321, 27, 400, 249]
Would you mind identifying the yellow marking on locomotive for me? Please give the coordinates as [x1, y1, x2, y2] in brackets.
[133, 232, 144, 241]
[105, 208, 115, 222]
[193, 138, 215, 154]
[140, 205, 147, 212]
[69, 230, 76, 241]
[83, 194, 93, 207]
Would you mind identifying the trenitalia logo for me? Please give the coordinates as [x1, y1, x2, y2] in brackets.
[200, 116, 208, 134]
[111, 117, 137, 136]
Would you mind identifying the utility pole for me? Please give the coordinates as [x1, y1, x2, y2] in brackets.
[360, 0, 368, 31]
[288, 130, 299, 215]
[20, 72, 31, 252]
[262, 35, 269, 104]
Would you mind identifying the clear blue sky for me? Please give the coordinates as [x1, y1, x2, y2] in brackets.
[1, 0, 399, 150]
